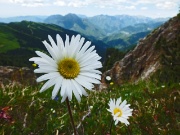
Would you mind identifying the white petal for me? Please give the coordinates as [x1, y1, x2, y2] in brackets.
[35, 51, 57, 66]
[80, 72, 101, 80]
[48, 35, 57, 49]
[70, 35, 82, 57]
[34, 68, 56, 73]
[61, 92, 67, 103]
[68, 35, 75, 57]
[64, 35, 69, 57]
[29, 57, 47, 63]
[36, 72, 59, 82]
[71, 80, 82, 96]
[43, 40, 58, 60]
[107, 109, 112, 112]
[76, 41, 91, 60]
[120, 100, 127, 109]
[81, 68, 102, 74]
[115, 120, 119, 125]
[60, 78, 67, 96]
[39, 78, 57, 93]
[56, 34, 64, 50]
[52, 76, 63, 99]
[80, 60, 102, 69]
[80, 64, 102, 71]
[118, 117, 129, 126]
[78, 52, 99, 64]
[29, 57, 54, 66]
[71, 80, 81, 102]
[73, 80, 88, 96]
[48, 35, 62, 58]
[79, 41, 91, 54]
[122, 106, 131, 112]
[116, 98, 122, 106]
[74, 36, 85, 53]
[75, 76, 94, 90]
[37, 65, 57, 71]
[78, 74, 100, 85]
[124, 109, 133, 115]
[83, 45, 95, 55]
[66, 80, 72, 101]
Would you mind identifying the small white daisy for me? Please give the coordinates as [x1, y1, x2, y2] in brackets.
[106, 76, 111, 81]
[107, 97, 133, 126]
[29, 34, 102, 102]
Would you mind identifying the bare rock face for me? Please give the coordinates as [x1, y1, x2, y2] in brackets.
[0, 66, 36, 86]
[101, 15, 180, 88]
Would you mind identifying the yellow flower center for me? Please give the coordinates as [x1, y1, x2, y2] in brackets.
[113, 107, 122, 117]
[58, 58, 80, 79]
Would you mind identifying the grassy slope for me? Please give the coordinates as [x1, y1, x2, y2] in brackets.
[0, 21, 107, 67]
[0, 81, 179, 134]
[0, 24, 20, 53]
[0, 21, 74, 53]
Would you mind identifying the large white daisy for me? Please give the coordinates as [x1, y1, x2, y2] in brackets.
[29, 34, 102, 102]
[107, 97, 133, 126]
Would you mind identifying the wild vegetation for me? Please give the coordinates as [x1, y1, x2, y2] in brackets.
[0, 80, 179, 134]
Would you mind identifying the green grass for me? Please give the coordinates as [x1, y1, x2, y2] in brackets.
[0, 81, 179, 135]
[0, 27, 20, 53]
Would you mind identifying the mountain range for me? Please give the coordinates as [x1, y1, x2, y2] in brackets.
[0, 16, 46, 23]
[88, 14, 167, 34]
[44, 14, 106, 39]
[0, 13, 171, 69]
[0, 14, 169, 50]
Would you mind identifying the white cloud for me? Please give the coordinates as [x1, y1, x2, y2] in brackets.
[126, 5, 136, 9]
[141, 7, 148, 10]
[53, 0, 66, 6]
[131, 0, 179, 9]
[0, 0, 10, 3]
[0, 0, 179, 18]
[67, 0, 89, 7]
[8, 0, 131, 8]
[9, 0, 50, 7]
[5, 0, 180, 9]
[156, 1, 178, 9]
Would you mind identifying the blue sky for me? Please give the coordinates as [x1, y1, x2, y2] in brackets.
[0, 0, 179, 18]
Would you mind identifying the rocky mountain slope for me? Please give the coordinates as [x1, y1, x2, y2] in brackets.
[0, 66, 36, 86]
[101, 14, 180, 87]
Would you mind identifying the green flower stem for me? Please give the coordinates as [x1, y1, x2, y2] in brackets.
[109, 118, 114, 135]
[66, 98, 77, 135]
